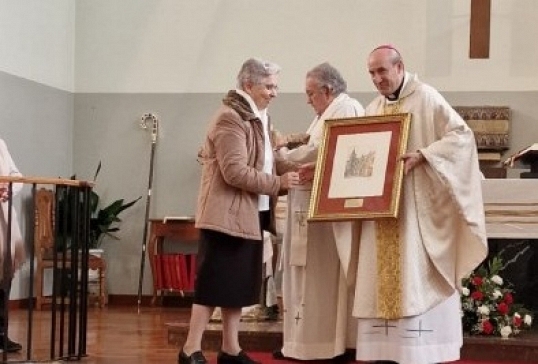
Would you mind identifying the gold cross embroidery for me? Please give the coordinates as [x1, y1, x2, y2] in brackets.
[383, 100, 402, 115]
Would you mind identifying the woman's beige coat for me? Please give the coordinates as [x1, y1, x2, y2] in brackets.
[196, 91, 295, 240]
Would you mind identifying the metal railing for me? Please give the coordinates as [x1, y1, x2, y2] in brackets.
[0, 176, 93, 363]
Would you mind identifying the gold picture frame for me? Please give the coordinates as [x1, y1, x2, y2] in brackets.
[308, 113, 411, 221]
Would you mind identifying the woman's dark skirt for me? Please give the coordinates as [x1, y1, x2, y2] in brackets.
[193, 212, 269, 308]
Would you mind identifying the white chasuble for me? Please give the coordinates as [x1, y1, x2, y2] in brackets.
[353, 73, 487, 364]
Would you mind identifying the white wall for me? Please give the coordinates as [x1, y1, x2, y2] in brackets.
[0, 0, 75, 91]
[3, 0, 538, 297]
[0, 0, 75, 299]
[75, 0, 538, 93]
[72, 0, 538, 296]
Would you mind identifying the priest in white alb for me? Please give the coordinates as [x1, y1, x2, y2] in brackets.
[352, 45, 488, 364]
[275, 62, 364, 360]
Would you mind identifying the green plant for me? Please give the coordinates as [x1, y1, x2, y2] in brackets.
[88, 162, 141, 249]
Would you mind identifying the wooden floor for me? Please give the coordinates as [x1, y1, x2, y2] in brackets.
[8, 305, 190, 363]
[6, 305, 538, 363]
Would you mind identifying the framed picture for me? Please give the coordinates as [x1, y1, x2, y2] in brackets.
[308, 113, 411, 221]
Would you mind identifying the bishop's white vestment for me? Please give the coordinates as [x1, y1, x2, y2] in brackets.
[353, 73, 488, 364]
[278, 93, 364, 359]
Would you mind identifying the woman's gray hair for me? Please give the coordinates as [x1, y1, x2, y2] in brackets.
[236, 58, 281, 89]
[306, 62, 347, 95]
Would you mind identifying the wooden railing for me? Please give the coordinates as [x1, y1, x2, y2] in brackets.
[0, 176, 93, 363]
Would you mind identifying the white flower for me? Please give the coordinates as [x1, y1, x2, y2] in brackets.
[491, 275, 503, 285]
[492, 289, 503, 299]
[461, 287, 470, 296]
[500, 325, 512, 338]
[477, 305, 490, 316]
[524, 314, 533, 326]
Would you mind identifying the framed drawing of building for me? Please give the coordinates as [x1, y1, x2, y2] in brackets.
[308, 113, 411, 221]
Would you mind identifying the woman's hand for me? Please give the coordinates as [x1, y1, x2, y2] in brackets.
[280, 171, 301, 190]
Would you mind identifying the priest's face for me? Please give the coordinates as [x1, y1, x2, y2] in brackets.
[368, 48, 404, 97]
[245, 74, 279, 111]
[305, 76, 333, 116]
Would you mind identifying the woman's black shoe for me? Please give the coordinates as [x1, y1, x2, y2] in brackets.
[0, 337, 22, 353]
[333, 350, 356, 363]
[217, 350, 260, 364]
[178, 350, 207, 364]
[272, 349, 285, 360]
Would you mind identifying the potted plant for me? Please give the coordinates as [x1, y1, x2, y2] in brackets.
[88, 162, 141, 250]
[51, 163, 140, 298]
[88, 192, 141, 249]
[85, 163, 140, 288]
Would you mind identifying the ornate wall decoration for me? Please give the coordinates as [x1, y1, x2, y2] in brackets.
[454, 106, 511, 178]
[454, 106, 510, 151]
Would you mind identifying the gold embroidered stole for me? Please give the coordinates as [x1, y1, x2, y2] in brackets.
[376, 100, 403, 319]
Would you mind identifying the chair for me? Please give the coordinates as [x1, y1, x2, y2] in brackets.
[34, 188, 107, 310]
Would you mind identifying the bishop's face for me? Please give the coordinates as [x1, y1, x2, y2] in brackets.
[368, 49, 404, 97]
[244, 74, 279, 110]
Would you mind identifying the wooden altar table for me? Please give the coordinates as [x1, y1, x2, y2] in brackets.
[148, 217, 200, 305]
[482, 179, 538, 239]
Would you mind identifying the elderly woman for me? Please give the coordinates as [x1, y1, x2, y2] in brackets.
[178, 58, 300, 364]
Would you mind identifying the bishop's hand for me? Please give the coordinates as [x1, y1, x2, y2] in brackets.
[400, 151, 425, 175]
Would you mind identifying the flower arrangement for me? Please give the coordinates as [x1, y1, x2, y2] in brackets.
[461, 253, 533, 338]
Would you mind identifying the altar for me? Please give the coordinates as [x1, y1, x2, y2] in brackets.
[482, 178, 538, 313]
[482, 178, 538, 239]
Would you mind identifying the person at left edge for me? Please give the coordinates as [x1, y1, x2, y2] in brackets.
[0, 138, 26, 353]
[178, 58, 300, 364]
